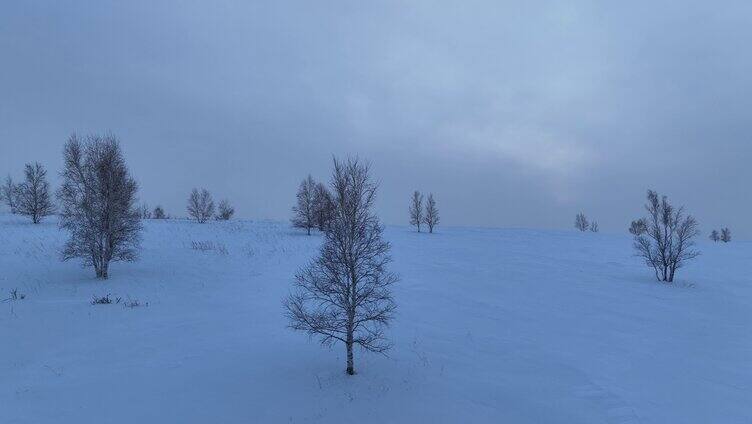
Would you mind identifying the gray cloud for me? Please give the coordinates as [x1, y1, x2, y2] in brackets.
[2, 1, 751, 236]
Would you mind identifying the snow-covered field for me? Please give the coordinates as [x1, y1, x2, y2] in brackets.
[1, 213, 750, 423]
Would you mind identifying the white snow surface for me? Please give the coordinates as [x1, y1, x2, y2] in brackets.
[1, 214, 750, 423]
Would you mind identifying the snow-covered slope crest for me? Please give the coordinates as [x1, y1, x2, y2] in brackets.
[1, 214, 750, 423]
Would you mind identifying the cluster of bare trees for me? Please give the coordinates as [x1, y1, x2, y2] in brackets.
[2, 163, 55, 224]
[58, 134, 143, 279]
[291, 174, 335, 235]
[187, 188, 235, 222]
[709, 228, 731, 243]
[284, 158, 397, 375]
[409, 190, 440, 233]
[631, 190, 700, 283]
[574, 212, 598, 232]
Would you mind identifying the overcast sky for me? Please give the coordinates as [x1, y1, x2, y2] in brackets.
[1, 1, 751, 236]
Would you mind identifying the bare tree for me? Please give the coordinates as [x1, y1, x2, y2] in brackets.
[291, 175, 316, 235]
[409, 190, 424, 232]
[632, 190, 700, 283]
[216, 199, 235, 220]
[720, 227, 731, 243]
[58, 134, 142, 279]
[589, 221, 599, 233]
[575, 212, 589, 231]
[16, 162, 55, 224]
[313, 182, 334, 231]
[187, 188, 215, 223]
[153, 205, 166, 219]
[423, 193, 439, 233]
[138, 203, 152, 220]
[284, 157, 397, 375]
[709, 229, 720, 242]
[1, 175, 19, 214]
[629, 219, 648, 236]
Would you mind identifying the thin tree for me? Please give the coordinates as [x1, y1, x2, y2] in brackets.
[423, 193, 439, 233]
[313, 182, 334, 231]
[709, 229, 720, 242]
[575, 212, 589, 231]
[291, 175, 316, 235]
[2, 175, 18, 214]
[409, 190, 424, 232]
[216, 199, 235, 220]
[720, 227, 731, 243]
[187, 188, 215, 223]
[58, 134, 142, 279]
[153, 205, 166, 219]
[632, 190, 700, 283]
[284, 157, 397, 375]
[589, 221, 599, 233]
[629, 219, 648, 236]
[16, 162, 55, 224]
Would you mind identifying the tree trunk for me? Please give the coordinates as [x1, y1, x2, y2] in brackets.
[346, 339, 354, 375]
[94, 257, 109, 280]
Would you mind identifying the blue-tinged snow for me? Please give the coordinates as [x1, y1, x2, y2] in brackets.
[1, 214, 750, 423]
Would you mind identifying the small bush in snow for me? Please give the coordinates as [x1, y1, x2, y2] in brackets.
[709, 229, 720, 242]
[191, 241, 228, 255]
[191, 241, 215, 251]
[123, 297, 147, 308]
[91, 294, 118, 305]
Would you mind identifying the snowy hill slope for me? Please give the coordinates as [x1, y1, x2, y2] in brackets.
[1, 214, 750, 423]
